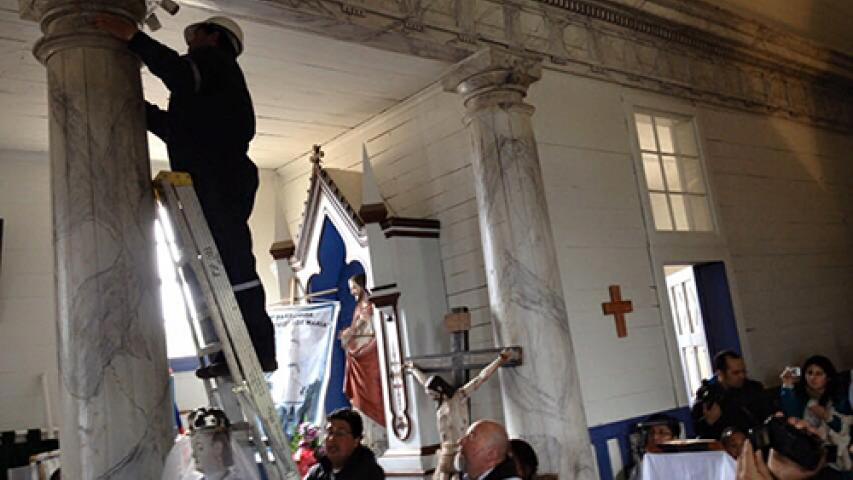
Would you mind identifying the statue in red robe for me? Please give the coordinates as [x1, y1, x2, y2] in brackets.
[340, 274, 386, 426]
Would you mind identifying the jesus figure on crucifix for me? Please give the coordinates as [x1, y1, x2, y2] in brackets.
[405, 348, 512, 480]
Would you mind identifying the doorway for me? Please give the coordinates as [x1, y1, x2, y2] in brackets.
[664, 262, 741, 404]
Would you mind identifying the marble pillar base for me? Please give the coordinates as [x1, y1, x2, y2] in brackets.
[379, 447, 437, 479]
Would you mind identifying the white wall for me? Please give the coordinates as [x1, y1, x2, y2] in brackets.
[700, 108, 853, 381]
[530, 72, 680, 426]
[277, 67, 853, 430]
[0, 150, 59, 432]
[249, 168, 281, 303]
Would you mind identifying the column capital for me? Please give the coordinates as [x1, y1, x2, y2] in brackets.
[20, 0, 146, 63]
[441, 47, 543, 104]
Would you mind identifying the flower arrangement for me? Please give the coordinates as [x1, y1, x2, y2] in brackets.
[292, 422, 321, 476]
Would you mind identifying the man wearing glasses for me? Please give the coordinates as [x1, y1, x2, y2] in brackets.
[305, 408, 385, 479]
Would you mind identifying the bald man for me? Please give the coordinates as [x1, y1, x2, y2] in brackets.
[457, 420, 521, 480]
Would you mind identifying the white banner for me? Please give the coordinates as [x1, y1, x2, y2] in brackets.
[268, 302, 340, 438]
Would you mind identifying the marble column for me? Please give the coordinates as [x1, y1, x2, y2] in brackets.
[443, 48, 595, 479]
[23, 1, 173, 478]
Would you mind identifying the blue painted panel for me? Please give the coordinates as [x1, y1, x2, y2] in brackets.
[588, 406, 693, 480]
[169, 356, 200, 373]
[307, 217, 365, 414]
[694, 262, 742, 358]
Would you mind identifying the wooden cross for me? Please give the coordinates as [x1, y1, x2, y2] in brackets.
[602, 285, 633, 338]
[405, 307, 522, 388]
[310, 144, 324, 165]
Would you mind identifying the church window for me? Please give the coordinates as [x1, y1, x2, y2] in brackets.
[633, 113, 713, 232]
[155, 209, 197, 359]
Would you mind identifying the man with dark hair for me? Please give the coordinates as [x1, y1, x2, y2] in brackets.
[509, 439, 538, 480]
[691, 350, 773, 439]
[94, 14, 276, 379]
[306, 408, 385, 480]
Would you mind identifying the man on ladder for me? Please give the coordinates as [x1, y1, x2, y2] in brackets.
[95, 14, 277, 378]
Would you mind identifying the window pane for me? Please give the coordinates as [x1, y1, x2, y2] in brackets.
[687, 195, 713, 231]
[155, 221, 196, 358]
[650, 192, 673, 230]
[675, 285, 689, 334]
[687, 280, 701, 333]
[635, 114, 657, 151]
[670, 287, 684, 335]
[670, 194, 690, 231]
[656, 118, 675, 153]
[662, 155, 682, 191]
[642, 153, 665, 190]
[673, 120, 698, 156]
[680, 156, 705, 193]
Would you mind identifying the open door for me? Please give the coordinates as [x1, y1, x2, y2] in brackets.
[664, 262, 742, 404]
[694, 262, 742, 357]
[665, 265, 713, 404]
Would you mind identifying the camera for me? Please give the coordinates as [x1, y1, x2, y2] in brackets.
[696, 379, 725, 408]
[749, 416, 825, 470]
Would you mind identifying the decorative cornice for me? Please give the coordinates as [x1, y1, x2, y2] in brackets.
[291, 163, 368, 270]
[269, 240, 295, 261]
[442, 47, 543, 97]
[370, 290, 401, 308]
[192, 0, 853, 131]
[22, 1, 147, 63]
[358, 202, 388, 224]
[381, 217, 441, 239]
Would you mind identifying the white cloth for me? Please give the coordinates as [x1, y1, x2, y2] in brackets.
[161, 435, 261, 480]
[640, 451, 735, 480]
[461, 468, 521, 480]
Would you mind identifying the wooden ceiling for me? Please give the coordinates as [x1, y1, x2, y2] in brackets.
[1, 0, 849, 169]
[0, 0, 447, 168]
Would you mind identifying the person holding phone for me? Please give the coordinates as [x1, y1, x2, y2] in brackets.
[780, 355, 852, 473]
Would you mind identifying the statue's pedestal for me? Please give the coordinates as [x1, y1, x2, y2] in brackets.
[378, 448, 437, 479]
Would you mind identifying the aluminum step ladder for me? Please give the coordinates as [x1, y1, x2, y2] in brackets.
[153, 171, 299, 480]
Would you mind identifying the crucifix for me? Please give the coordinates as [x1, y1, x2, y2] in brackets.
[404, 307, 522, 480]
[602, 285, 633, 338]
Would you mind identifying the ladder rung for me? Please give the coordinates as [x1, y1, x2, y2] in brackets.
[198, 342, 222, 356]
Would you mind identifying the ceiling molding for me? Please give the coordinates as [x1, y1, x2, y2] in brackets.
[192, 0, 852, 131]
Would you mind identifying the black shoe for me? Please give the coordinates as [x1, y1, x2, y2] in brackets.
[260, 358, 278, 373]
[196, 362, 230, 379]
[196, 359, 277, 379]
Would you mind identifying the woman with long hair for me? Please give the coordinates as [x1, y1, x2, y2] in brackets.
[780, 355, 852, 472]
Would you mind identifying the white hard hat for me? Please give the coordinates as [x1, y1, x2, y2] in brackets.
[185, 16, 244, 56]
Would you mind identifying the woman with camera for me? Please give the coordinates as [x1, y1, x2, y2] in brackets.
[780, 355, 852, 474]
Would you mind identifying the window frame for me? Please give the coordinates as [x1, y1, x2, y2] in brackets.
[629, 107, 718, 236]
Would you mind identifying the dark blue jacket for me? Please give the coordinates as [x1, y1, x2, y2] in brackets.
[690, 376, 773, 439]
[127, 32, 256, 184]
[305, 446, 385, 480]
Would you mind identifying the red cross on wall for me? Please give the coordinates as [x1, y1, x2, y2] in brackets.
[602, 285, 633, 338]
